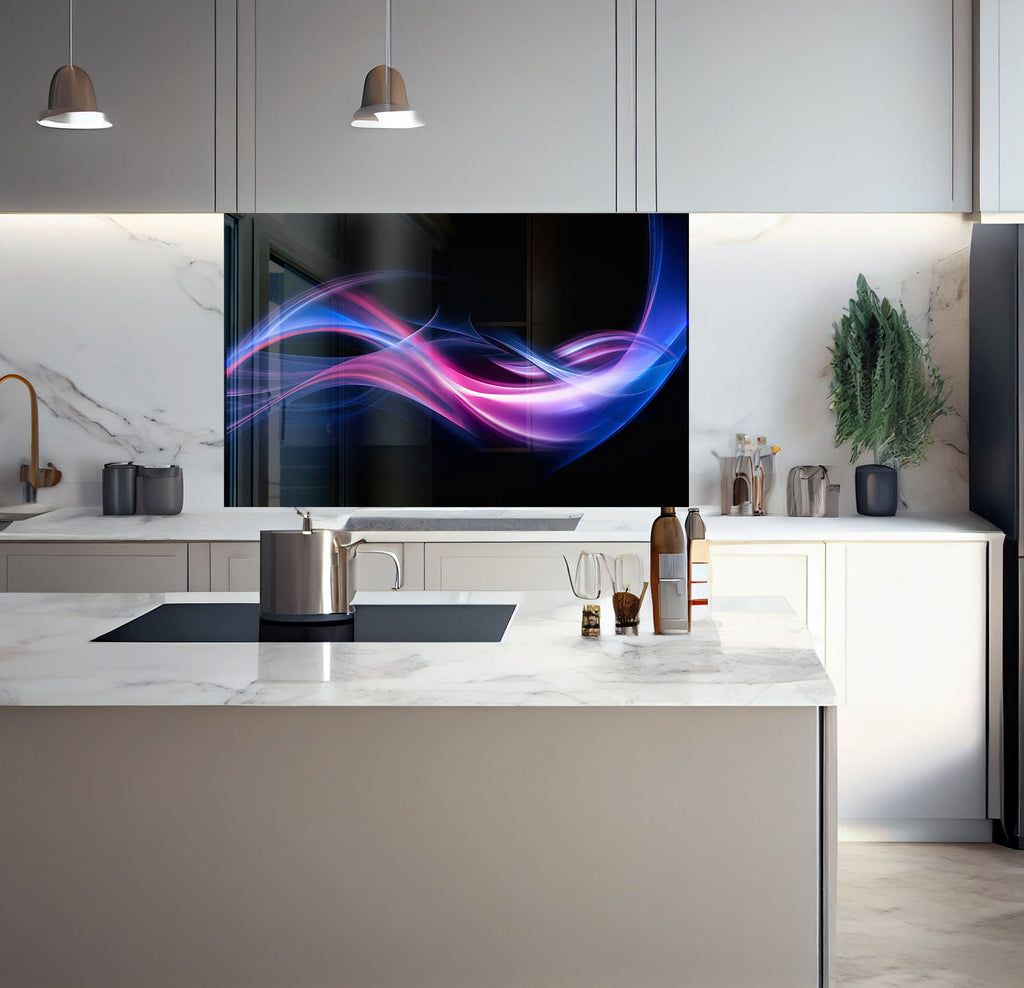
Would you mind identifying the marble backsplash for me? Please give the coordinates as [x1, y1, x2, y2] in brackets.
[0, 212, 974, 515]
[688, 213, 974, 515]
[0, 214, 224, 510]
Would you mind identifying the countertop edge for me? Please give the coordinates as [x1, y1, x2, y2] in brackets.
[0, 507, 1006, 545]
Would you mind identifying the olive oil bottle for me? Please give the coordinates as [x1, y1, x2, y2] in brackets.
[650, 506, 687, 634]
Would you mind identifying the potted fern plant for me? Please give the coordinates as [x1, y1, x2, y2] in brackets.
[829, 274, 946, 515]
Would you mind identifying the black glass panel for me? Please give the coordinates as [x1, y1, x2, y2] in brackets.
[93, 602, 516, 644]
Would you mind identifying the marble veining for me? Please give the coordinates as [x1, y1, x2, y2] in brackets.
[0, 214, 224, 510]
[0, 213, 980, 519]
[688, 213, 974, 517]
[0, 591, 835, 708]
[900, 247, 971, 512]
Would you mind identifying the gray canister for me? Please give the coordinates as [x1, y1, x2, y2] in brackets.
[136, 465, 184, 515]
[102, 462, 137, 515]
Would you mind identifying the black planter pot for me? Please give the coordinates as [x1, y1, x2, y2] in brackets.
[855, 464, 898, 516]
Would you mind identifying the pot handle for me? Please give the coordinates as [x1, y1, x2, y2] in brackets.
[355, 548, 403, 591]
[333, 536, 365, 554]
[331, 537, 402, 590]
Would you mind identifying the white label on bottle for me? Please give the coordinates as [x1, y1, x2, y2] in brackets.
[658, 552, 687, 581]
[658, 553, 688, 632]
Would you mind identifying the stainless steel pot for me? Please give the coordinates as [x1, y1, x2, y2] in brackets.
[259, 511, 401, 620]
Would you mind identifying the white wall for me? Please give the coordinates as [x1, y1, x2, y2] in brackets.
[0, 214, 223, 509]
[0, 212, 972, 514]
[689, 213, 973, 515]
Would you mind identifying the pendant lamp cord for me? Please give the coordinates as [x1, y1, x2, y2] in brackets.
[69, 0, 74, 66]
[384, 0, 391, 107]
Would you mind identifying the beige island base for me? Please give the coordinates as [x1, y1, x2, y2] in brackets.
[0, 592, 836, 988]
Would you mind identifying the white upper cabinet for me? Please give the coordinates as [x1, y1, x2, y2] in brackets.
[653, 0, 972, 212]
[0, 2, 975, 213]
[248, 0, 617, 212]
[0, 0, 216, 212]
[977, 0, 1024, 212]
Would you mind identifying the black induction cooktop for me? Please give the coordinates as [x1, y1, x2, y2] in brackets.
[93, 602, 516, 644]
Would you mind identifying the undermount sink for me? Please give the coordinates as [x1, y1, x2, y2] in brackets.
[0, 503, 57, 522]
[344, 509, 583, 531]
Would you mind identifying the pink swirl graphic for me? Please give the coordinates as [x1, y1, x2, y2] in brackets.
[227, 216, 687, 465]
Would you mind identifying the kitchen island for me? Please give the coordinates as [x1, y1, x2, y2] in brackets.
[0, 591, 835, 988]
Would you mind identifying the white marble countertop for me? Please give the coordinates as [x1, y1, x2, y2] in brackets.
[0, 505, 1004, 544]
[0, 590, 835, 708]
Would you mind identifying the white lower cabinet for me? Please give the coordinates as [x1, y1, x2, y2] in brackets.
[423, 542, 649, 591]
[0, 543, 188, 593]
[680, 538, 991, 841]
[836, 541, 990, 841]
[708, 543, 825, 658]
[209, 543, 260, 592]
[0, 532, 995, 841]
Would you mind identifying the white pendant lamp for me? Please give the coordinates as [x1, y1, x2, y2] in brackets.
[37, 0, 112, 130]
[351, 0, 423, 129]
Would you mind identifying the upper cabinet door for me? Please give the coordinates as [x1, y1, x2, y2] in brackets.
[250, 0, 617, 212]
[0, 0, 216, 212]
[655, 0, 971, 212]
[978, 0, 1024, 212]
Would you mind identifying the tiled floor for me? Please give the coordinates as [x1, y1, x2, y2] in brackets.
[836, 843, 1024, 986]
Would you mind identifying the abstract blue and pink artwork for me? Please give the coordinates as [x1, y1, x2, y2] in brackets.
[226, 213, 687, 506]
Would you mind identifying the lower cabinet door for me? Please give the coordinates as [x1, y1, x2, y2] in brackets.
[209, 543, 260, 592]
[708, 542, 825, 656]
[2, 543, 188, 592]
[838, 541, 989, 840]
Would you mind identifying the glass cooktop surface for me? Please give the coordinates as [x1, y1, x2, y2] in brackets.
[93, 602, 516, 644]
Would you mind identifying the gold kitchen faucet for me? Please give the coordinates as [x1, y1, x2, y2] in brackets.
[0, 374, 62, 502]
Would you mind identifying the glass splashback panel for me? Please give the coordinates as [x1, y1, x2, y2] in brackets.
[226, 213, 689, 507]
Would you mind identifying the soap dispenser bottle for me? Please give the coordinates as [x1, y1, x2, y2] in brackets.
[651, 506, 687, 634]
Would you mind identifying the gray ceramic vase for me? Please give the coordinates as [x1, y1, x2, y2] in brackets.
[855, 463, 898, 516]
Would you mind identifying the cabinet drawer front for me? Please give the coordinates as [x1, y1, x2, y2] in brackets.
[5, 544, 188, 593]
[425, 543, 648, 591]
[708, 543, 826, 659]
[709, 549, 811, 624]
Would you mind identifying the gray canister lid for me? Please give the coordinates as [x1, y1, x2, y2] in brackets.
[138, 465, 181, 478]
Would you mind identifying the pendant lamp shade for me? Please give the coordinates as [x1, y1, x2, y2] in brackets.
[37, 0, 111, 130]
[351, 65, 423, 128]
[351, 0, 423, 129]
[37, 64, 111, 129]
